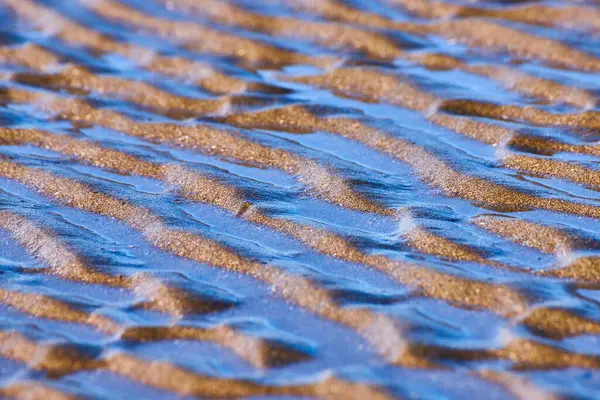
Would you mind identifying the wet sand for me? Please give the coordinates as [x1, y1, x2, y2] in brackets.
[0, 0, 599, 399]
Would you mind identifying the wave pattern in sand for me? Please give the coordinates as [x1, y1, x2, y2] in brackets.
[0, 0, 599, 398]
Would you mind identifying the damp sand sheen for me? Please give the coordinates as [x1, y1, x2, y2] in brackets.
[0, 0, 599, 398]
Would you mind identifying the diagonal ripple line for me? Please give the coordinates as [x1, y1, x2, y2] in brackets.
[0, 291, 586, 395]
[0, 330, 392, 399]
[0, 381, 80, 400]
[0, 287, 121, 335]
[406, 338, 600, 369]
[5, 127, 600, 342]
[5, 47, 600, 201]
[2, 183, 552, 391]
[474, 215, 600, 286]
[11, 130, 580, 375]
[0, 0, 598, 397]
[68, 0, 337, 68]
[1, 0, 288, 94]
[501, 154, 600, 193]
[277, 67, 600, 285]
[287, 67, 600, 192]
[0, 156, 416, 364]
[0, 210, 234, 317]
[0, 44, 62, 71]
[0, 128, 527, 314]
[474, 215, 582, 255]
[149, 0, 405, 60]
[477, 370, 561, 400]
[8, 62, 600, 221]
[277, 0, 597, 107]
[223, 102, 600, 220]
[6, 45, 599, 195]
[152, 0, 598, 108]
[0, 210, 313, 368]
[0, 283, 306, 370]
[8, 127, 595, 375]
[0, 86, 390, 215]
[394, 210, 511, 269]
[291, 66, 595, 145]
[8, 62, 233, 117]
[440, 99, 600, 134]
[389, 0, 600, 33]
[9, 0, 597, 110]
[223, 103, 600, 338]
[0, 43, 257, 118]
[283, 0, 600, 71]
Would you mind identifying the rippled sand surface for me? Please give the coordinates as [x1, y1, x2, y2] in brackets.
[0, 0, 600, 398]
